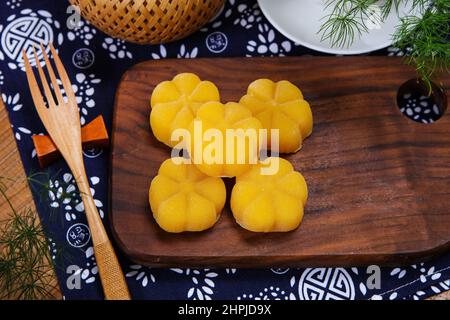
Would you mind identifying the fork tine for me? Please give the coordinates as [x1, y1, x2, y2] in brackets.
[22, 50, 46, 115]
[39, 43, 64, 105]
[48, 43, 76, 102]
[32, 47, 55, 107]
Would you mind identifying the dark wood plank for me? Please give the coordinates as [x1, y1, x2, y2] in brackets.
[110, 57, 450, 267]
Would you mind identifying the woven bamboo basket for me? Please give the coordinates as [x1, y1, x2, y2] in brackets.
[69, 0, 225, 44]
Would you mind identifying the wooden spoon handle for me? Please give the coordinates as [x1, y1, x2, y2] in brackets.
[74, 169, 131, 300]
[94, 240, 131, 300]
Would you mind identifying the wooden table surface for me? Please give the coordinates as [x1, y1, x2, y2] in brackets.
[0, 89, 447, 300]
[0, 99, 61, 299]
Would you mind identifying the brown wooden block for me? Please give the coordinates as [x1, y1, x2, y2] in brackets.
[32, 115, 109, 168]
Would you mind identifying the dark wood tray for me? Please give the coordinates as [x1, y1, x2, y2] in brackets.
[110, 57, 450, 267]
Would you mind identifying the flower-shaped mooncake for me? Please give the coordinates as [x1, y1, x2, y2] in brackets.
[231, 157, 308, 232]
[150, 73, 220, 147]
[239, 79, 312, 153]
[149, 158, 226, 233]
[188, 101, 263, 178]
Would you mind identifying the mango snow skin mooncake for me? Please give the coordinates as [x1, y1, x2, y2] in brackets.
[149, 158, 226, 233]
[150, 73, 220, 148]
[239, 79, 312, 153]
[231, 157, 308, 232]
[188, 101, 263, 178]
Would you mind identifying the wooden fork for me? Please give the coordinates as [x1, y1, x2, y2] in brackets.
[23, 44, 131, 300]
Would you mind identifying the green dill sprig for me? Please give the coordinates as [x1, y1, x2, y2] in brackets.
[0, 170, 79, 299]
[319, 0, 450, 92]
[0, 178, 58, 299]
[393, 1, 450, 91]
[319, 0, 379, 48]
[319, 0, 431, 48]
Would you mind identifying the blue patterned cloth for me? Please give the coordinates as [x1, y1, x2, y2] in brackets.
[0, 0, 449, 300]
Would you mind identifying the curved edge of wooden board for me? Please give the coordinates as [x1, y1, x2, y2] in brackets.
[109, 57, 450, 267]
[109, 232, 450, 268]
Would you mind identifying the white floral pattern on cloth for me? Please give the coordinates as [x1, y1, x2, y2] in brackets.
[414, 263, 442, 283]
[47, 173, 104, 221]
[2, 92, 23, 111]
[102, 37, 133, 60]
[246, 23, 292, 57]
[151, 45, 167, 60]
[412, 279, 450, 300]
[233, 2, 262, 29]
[177, 44, 198, 59]
[67, 246, 98, 286]
[390, 267, 408, 279]
[6, 0, 22, 10]
[349, 267, 372, 298]
[0, 69, 4, 86]
[67, 19, 96, 46]
[10, 123, 31, 141]
[1, 89, 37, 160]
[0, 8, 64, 70]
[238, 286, 295, 300]
[398, 92, 441, 124]
[69, 73, 101, 125]
[48, 172, 77, 210]
[47, 237, 57, 260]
[425, 279, 450, 297]
[126, 265, 156, 288]
[2, 93, 32, 141]
[387, 46, 412, 57]
[171, 269, 218, 300]
[369, 262, 447, 300]
[72, 176, 104, 220]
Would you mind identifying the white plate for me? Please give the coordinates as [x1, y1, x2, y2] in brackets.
[258, 0, 413, 55]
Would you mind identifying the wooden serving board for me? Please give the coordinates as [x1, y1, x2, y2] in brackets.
[110, 57, 450, 267]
